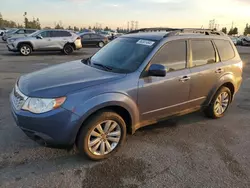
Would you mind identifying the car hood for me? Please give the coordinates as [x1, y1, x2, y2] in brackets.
[18, 60, 126, 98]
[12, 36, 33, 41]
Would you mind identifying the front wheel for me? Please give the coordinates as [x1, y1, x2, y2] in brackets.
[77, 111, 127, 160]
[204, 87, 232, 119]
[19, 44, 32, 56]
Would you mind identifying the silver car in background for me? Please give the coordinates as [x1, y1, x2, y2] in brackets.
[2, 28, 37, 41]
[7, 29, 82, 56]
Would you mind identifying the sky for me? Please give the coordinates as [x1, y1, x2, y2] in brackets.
[1, 0, 250, 33]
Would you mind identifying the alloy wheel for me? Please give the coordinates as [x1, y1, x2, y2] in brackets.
[87, 120, 121, 156]
[214, 92, 229, 115]
[20, 46, 31, 55]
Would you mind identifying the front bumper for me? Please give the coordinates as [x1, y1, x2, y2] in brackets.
[10, 95, 81, 148]
[7, 44, 18, 52]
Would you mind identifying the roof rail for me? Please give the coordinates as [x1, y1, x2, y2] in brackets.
[165, 28, 226, 37]
[127, 27, 180, 34]
[127, 27, 225, 36]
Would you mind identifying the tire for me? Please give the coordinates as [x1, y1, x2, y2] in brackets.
[98, 41, 105, 48]
[204, 87, 232, 119]
[63, 44, 74, 55]
[77, 111, 127, 160]
[19, 44, 32, 56]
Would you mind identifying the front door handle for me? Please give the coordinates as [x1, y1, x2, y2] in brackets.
[179, 76, 191, 82]
[215, 68, 223, 73]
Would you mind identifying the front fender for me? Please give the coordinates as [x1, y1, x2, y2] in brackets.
[68, 92, 139, 135]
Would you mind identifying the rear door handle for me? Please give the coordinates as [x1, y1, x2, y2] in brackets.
[179, 76, 191, 82]
[215, 68, 223, 73]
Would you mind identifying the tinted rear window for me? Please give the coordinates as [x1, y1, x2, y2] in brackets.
[26, 30, 36, 34]
[214, 40, 235, 61]
[52, 31, 71, 37]
[191, 40, 216, 67]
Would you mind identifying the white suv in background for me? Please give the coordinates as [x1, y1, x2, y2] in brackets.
[7, 29, 82, 56]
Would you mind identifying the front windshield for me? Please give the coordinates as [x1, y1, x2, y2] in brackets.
[7, 29, 18, 34]
[90, 37, 157, 73]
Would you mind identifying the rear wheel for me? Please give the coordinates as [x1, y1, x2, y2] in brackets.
[77, 111, 127, 160]
[204, 87, 231, 119]
[63, 44, 74, 55]
[98, 41, 104, 48]
[19, 44, 32, 56]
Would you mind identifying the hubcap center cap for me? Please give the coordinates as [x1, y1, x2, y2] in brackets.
[102, 134, 107, 140]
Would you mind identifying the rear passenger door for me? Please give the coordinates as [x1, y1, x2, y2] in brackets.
[90, 34, 101, 45]
[188, 39, 224, 107]
[51, 31, 71, 49]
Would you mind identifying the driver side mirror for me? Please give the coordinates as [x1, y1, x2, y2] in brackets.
[148, 64, 167, 77]
[36, 35, 43, 39]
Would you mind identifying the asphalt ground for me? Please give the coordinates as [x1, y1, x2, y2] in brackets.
[0, 40, 250, 188]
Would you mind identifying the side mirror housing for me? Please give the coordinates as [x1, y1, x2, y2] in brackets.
[148, 64, 166, 77]
[36, 35, 43, 39]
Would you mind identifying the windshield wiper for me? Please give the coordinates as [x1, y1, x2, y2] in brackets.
[81, 57, 91, 65]
[93, 63, 113, 71]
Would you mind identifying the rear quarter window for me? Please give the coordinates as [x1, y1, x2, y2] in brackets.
[214, 40, 235, 61]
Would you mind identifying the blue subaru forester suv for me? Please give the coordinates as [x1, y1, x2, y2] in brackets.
[10, 28, 243, 160]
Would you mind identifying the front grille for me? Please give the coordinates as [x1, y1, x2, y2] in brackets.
[11, 85, 27, 110]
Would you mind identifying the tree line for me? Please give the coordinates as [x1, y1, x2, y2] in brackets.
[221, 24, 250, 36]
[3, 12, 250, 35]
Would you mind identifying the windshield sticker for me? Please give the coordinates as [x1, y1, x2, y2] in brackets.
[136, 40, 155, 46]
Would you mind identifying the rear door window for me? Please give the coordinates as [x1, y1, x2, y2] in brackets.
[26, 30, 36, 34]
[151, 40, 187, 72]
[51, 31, 62, 37]
[81, 34, 90, 39]
[191, 40, 216, 67]
[214, 40, 235, 61]
[91, 34, 101, 39]
[40, 31, 52, 38]
[59, 31, 72, 37]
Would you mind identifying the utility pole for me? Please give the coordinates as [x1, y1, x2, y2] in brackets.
[127, 21, 130, 32]
[131, 21, 134, 31]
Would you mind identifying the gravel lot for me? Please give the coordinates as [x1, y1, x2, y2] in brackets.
[0, 40, 250, 188]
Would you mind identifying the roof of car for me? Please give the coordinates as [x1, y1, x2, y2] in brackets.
[122, 32, 168, 41]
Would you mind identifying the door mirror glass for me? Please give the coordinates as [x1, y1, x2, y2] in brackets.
[148, 64, 166, 77]
[36, 35, 43, 39]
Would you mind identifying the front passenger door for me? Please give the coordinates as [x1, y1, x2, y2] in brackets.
[34, 31, 54, 50]
[138, 40, 191, 122]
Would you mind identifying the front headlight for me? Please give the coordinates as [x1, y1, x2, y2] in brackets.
[22, 97, 66, 114]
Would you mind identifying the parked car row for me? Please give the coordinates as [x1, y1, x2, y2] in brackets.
[2, 28, 37, 41]
[230, 36, 250, 46]
[2, 28, 126, 55]
[0, 27, 10, 36]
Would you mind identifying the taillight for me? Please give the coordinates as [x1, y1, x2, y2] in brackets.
[236, 61, 243, 69]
